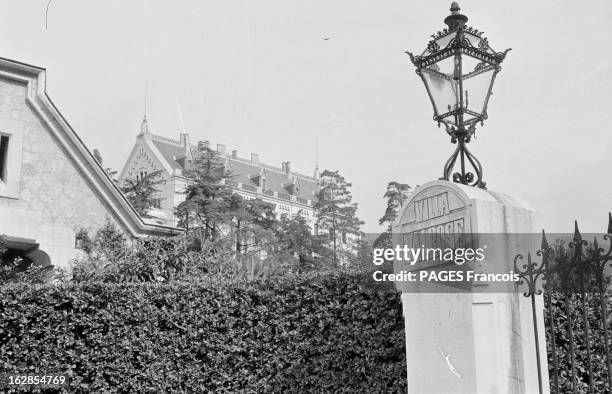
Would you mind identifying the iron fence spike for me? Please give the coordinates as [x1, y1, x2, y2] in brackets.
[541, 230, 549, 250]
[608, 212, 612, 235]
[573, 220, 582, 242]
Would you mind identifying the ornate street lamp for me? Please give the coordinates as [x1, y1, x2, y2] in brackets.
[407, 2, 510, 189]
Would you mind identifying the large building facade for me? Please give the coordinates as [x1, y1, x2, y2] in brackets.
[118, 117, 319, 229]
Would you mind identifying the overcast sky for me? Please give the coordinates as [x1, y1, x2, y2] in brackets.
[1, 0, 610, 233]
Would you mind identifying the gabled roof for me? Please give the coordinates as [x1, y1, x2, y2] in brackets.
[0, 57, 182, 237]
[151, 135, 184, 170]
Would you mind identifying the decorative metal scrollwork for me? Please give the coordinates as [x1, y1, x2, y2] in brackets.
[439, 125, 486, 188]
[514, 231, 553, 297]
[427, 40, 440, 54]
[431, 28, 450, 40]
[515, 216, 612, 297]
[474, 61, 488, 71]
[465, 26, 483, 37]
[478, 37, 490, 51]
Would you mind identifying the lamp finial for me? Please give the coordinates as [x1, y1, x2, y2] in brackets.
[444, 2, 468, 29]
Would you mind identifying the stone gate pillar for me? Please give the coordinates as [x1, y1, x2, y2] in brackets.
[391, 180, 549, 394]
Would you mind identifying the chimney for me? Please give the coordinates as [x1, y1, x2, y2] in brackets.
[180, 132, 190, 155]
[251, 153, 259, 165]
[282, 161, 291, 175]
[232, 150, 238, 158]
[217, 144, 226, 154]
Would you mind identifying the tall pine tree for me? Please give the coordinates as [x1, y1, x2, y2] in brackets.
[177, 141, 280, 256]
[121, 170, 164, 217]
[314, 170, 363, 266]
[379, 181, 412, 231]
[229, 194, 277, 254]
[176, 141, 234, 240]
[374, 181, 412, 250]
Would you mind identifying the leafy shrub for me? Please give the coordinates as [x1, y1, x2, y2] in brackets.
[70, 221, 316, 284]
[71, 220, 210, 283]
[0, 271, 407, 393]
[546, 292, 612, 393]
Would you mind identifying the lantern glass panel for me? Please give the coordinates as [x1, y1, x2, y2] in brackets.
[421, 67, 459, 119]
[438, 54, 459, 76]
[464, 30, 499, 56]
[434, 32, 455, 51]
[464, 31, 482, 49]
[461, 55, 481, 75]
[421, 31, 456, 56]
[462, 63, 495, 121]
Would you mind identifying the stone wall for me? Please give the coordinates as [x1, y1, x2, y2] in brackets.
[0, 76, 128, 267]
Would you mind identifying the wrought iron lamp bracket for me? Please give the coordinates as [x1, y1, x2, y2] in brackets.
[439, 123, 486, 188]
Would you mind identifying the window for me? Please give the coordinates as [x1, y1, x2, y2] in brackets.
[0, 135, 8, 182]
[0, 119, 24, 199]
[261, 178, 266, 190]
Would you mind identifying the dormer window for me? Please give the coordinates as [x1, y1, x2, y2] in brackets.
[0, 135, 9, 182]
[283, 183, 297, 195]
[261, 178, 267, 190]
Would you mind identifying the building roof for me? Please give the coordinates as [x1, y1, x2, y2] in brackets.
[227, 157, 318, 201]
[151, 135, 184, 170]
[148, 133, 319, 201]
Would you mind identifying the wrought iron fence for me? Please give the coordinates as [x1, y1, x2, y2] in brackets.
[515, 213, 612, 394]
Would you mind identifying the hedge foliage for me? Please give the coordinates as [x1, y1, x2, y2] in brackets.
[546, 292, 612, 393]
[0, 272, 406, 393]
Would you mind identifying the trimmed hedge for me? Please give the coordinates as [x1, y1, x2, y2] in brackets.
[0, 272, 406, 393]
[546, 292, 612, 393]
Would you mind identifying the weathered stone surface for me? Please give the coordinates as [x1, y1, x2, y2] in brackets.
[393, 180, 549, 394]
[0, 77, 127, 266]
